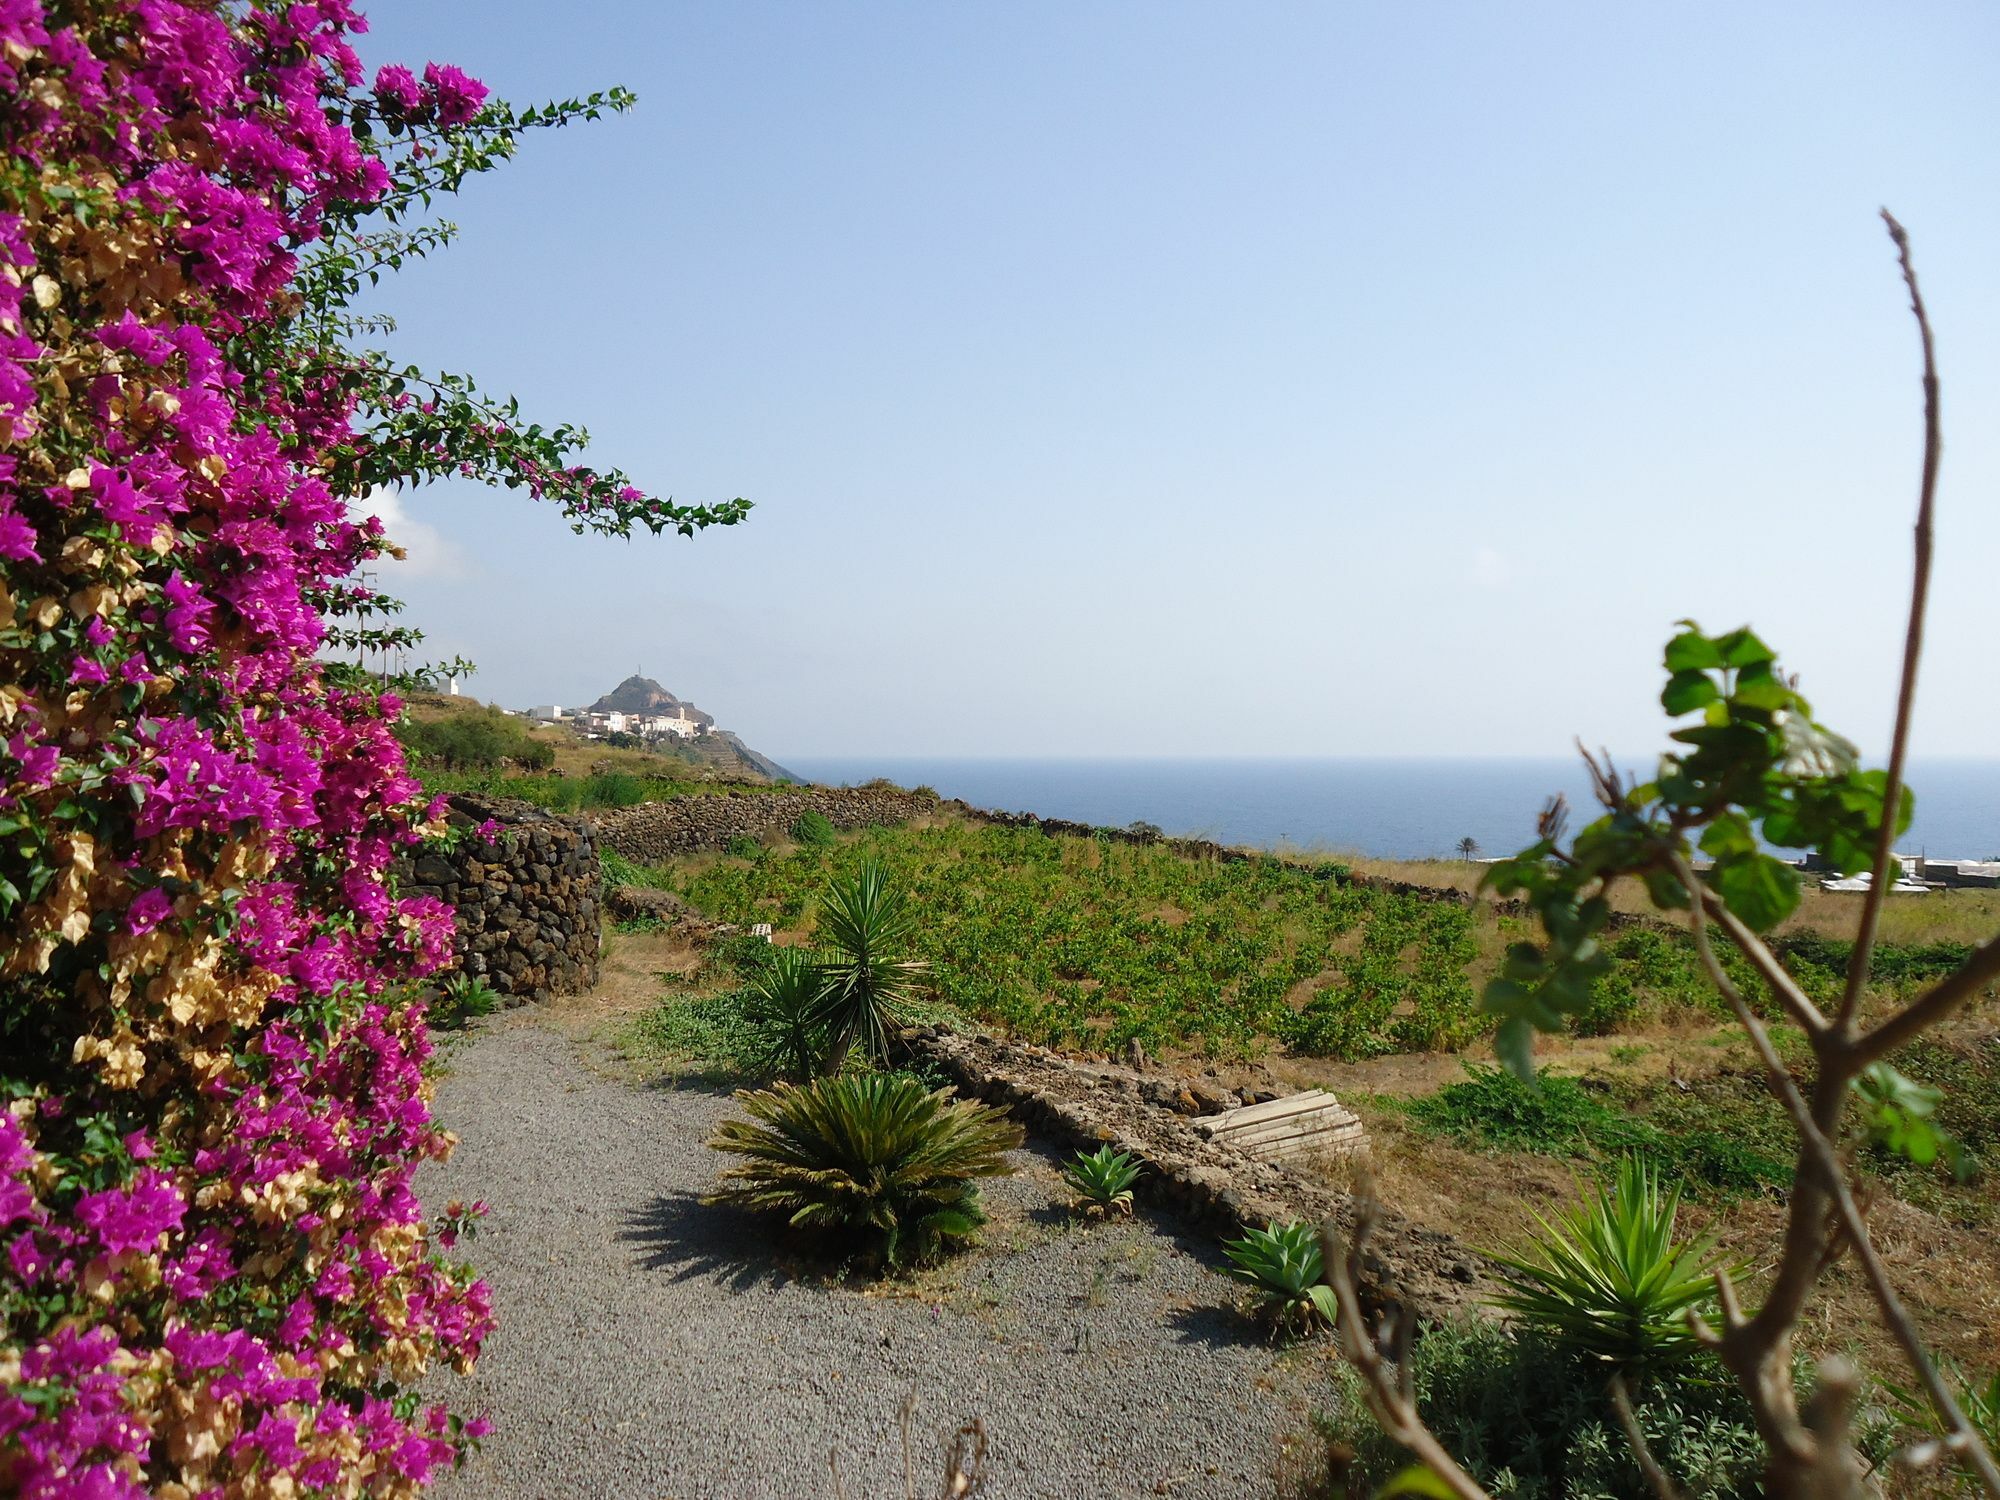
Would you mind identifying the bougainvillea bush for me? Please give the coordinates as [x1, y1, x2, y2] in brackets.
[0, 4, 741, 1494]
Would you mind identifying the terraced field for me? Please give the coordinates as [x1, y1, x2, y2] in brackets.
[649, 818, 1972, 1062]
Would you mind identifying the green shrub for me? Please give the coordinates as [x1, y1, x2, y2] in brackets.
[706, 1074, 1023, 1268]
[791, 809, 838, 847]
[1320, 1319, 1772, 1500]
[743, 947, 830, 1080]
[397, 705, 554, 771]
[432, 972, 501, 1029]
[1490, 1155, 1723, 1373]
[1220, 1221, 1335, 1336]
[813, 860, 925, 1072]
[1401, 1065, 1789, 1198]
[1062, 1146, 1142, 1217]
[726, 834, 765, 860]
[624, 987, 765, 1078]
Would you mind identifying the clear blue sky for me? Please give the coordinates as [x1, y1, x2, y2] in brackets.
[351, 2, 1998, 762]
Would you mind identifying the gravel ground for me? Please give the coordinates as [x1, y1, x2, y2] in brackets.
[424, 1011, 1332, 1500]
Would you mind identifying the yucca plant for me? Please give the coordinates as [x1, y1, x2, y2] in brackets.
[706, 1073, 1023, 1269]
[1221, 1221, 1336, 1337]
[813, 860, 926, 1073]
[1489, 1153, 1724, 1373]
[742, 945, 830, 1080]
[1063, 1146, 1142, 1218]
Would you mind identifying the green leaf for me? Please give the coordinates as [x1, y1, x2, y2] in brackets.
[1713, 627, 1776, 668]
[1495, 1015, 1538, 1084]
[1664, 629, 1724, 672]
[1661, 669, 1719, 715]
[1710, 851, 1800, 932]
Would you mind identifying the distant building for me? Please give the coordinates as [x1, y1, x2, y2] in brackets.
[528, 705, 564, 723]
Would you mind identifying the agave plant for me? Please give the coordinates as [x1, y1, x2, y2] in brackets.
[706, 1073, 1023, 1268]
[1221, 1221, 1336, 1336]
[1063, 1145, 1142, 1218]
[742, 945, 829, 1080]
[812, 860, 926, 1073]
[1489, 1153, 1723, 1372]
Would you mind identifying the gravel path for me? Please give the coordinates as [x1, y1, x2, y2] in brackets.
[425, 1012, 1331, 1500]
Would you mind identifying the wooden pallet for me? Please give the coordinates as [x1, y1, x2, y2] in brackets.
[1195, 1089, 1366, 1165]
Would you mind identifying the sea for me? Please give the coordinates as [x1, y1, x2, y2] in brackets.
[780, 757, 2000, 864]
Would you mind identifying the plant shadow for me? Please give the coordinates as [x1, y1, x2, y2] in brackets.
[619, 1191, 812, 1291]
[1163, 1297, 1274, 1351]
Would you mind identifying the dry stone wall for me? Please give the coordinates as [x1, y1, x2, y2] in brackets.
[906, 1026, 1496, 1322]
[589, 785, 940, 862]
[397, 794, 601, 1004]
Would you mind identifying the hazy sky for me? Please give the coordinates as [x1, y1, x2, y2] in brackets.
[350, 3, 1998, 762]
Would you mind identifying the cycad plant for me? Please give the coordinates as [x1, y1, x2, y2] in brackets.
[1221, 1221, 1336, 1337]
[1063, 1146, 1142, 1218]
[742, 945, 829, 1080]
[1489, 1153, 1723, 1373]
[706, 1073, 1023, 1269]
[813, 860, 925, 1073]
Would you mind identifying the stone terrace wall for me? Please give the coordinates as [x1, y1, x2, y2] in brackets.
[908, 1026, 1495, 1322]
[590, 786, 939, 863]
[397, 793, 601, 1004]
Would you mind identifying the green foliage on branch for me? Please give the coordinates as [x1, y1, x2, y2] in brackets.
[1480, 621, 1915, 1079]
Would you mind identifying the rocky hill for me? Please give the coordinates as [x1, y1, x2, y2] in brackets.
[589, 675, 714, 729]
[585, 676, 796, 782]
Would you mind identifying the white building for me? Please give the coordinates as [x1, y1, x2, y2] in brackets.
[528, 705, 564, 723]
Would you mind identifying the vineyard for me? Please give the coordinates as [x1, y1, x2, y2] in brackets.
[656, 818, 1973, 1061]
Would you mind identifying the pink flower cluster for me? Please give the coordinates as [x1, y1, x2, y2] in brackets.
[1, 3, 502, 1493]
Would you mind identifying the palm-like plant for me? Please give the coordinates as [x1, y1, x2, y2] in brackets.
[1221, 1221, 1336, 1337]
[1063, 1146, 1142, 1217]
[742, 945, 829, 1080]
[1489, 1154, 1723, 1372]
[813, 860, 925, 1073]
[706, 1073, 1023, 1269]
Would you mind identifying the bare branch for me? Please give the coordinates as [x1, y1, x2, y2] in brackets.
[1852, 932, 2000, 1066]
[1841, 209, 1943, 1030]
[1321, 1201, 1497, 1500]
[1674, 855, 2000, 1495]
[1609, 1373, 1685, 1500]
[1696, 884, 1831, 1036]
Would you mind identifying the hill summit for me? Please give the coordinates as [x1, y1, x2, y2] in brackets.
[589, 675, 715, 730]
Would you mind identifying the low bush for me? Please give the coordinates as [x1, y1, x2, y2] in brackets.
[706, 1074, 1023, 1268]
[398, 706, 557, 771]
[814, 861, 925, 1073]
[1063, 1146, 1142, 1217]
[744, 947, 830, 1080]
[1490, 1155, 1723, 1373]
[1401, 1066, 1789, 1197]
[1221, 1221, 1335, 1337]
[726, 834, 766, 860]
[433, 973, 503, 1030]
[791, 809, 838, 848]
[1320, 1320, 1776, 1500]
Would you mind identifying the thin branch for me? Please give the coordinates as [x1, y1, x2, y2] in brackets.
[1609, 1373, 1685, 1500]
[1321, 1203, 1497, 1500]
[1695, 884, 1830, 1035]
[1841, 209, 1943, 1031]
[1676, 855, 2000, 1495]
[1852, 932, 2000, 1066]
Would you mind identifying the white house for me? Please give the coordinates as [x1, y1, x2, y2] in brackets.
[528, 705, 564, 723]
